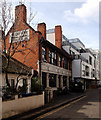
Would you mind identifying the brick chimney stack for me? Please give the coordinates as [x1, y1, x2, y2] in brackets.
[37, 23, 46, 40]
[15, 4, 27, 23]
[55, 25, 62, 49]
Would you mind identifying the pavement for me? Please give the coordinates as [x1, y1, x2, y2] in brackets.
[37, 88, 101, 120]
[3, 90, 86, 120]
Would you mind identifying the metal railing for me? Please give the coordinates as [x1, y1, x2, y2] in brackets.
[73, 55, 88, 63]
[62, 40, 79, 52]
[69, 38, 85, 48]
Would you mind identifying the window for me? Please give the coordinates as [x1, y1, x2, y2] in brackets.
[49, 50, 57, 65]
[63, 76, 67, 86]
[49, 74, 56, 87]
[49, 51, 52, 64]
[89, 56, 92, 65]
[42, 47, 47, 62]
[59, 56, 62, 67]
[86, 66, 89, 76]
[52, 52, 57, 65]
[63, 58, 67, 69]
[91, 69, 95, 78]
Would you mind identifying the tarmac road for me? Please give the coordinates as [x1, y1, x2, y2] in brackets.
[36, 88, 101, 120]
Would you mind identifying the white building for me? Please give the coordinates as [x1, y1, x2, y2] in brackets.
[63, 38, 99, 89]
[47, 28, 99, 90]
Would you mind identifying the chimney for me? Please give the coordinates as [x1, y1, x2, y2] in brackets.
[37, 23, 46, 40]
[15, 4, 27, 23]
[55, 25, 62, 49]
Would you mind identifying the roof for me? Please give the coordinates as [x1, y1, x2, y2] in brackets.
[2, 53, 32, 75]
[40, 39, 71, 60]
[69, 38, 85, 48]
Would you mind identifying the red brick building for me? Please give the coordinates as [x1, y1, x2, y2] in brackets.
[4, 4, 72, 90]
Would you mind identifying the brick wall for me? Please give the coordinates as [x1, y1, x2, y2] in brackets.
[37, 23, 46, 40]
[5, 4, 40, 71]
[55, 25, 62, 49]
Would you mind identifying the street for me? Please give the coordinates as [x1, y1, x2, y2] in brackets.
[36, 88, 101, 120]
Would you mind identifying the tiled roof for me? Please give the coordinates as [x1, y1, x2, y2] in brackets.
[2, 53, 32, 75]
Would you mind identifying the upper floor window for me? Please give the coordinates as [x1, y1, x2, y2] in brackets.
[85, 66, 89, 76]
[59, 56, 62, 67]
[52, 52, 57, 65]
[49, 51, 52, 64]
[49, 50, 57, 65]
[63, 57, 67, 69]
[89, 56, 92, 65]
[42, 47, 47, 62]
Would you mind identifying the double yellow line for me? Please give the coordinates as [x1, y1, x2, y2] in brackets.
[35, 95, 86, 120]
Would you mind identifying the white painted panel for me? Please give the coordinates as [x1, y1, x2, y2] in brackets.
[46, 33, 55, 45]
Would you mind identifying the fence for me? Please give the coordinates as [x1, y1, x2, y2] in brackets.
[2, 92, 44, 119]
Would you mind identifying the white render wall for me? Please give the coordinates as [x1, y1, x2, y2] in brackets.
[46, 33, 55, 45]
[72, 59, 81, 80]
[81, 53, 95, 69]
[2, 73, 31, 93]
[72, 59, 95, 80]
[2, 92, 44, 119]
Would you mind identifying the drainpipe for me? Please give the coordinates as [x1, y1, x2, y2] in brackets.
[39, 39, 42, 85]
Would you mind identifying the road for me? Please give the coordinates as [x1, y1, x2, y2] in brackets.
[36, 88, 101, 120]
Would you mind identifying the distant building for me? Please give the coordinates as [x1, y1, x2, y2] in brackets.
[47, 29, 99, 90]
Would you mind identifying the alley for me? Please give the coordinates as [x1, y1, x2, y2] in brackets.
[36, 88, 101, 119]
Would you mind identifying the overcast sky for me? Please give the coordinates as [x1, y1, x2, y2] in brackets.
[12, 0, 99, 50]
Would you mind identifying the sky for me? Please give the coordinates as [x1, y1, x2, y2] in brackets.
[4, 0, 100, 50]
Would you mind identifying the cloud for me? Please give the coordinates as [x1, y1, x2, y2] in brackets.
[64, 0, 99, 24]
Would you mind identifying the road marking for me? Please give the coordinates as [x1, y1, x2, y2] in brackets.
[35, 96, 86, 120]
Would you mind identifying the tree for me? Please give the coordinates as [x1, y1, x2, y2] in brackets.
[0, 0, 42, 93]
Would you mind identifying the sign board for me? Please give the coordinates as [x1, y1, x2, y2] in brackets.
[9, 29, 29, 43]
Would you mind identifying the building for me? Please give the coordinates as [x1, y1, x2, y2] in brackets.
[3, 4, 72, 91]
[47, 29, 99, 90]
[2, 53, 32, 93]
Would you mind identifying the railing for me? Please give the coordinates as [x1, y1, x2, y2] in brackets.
[69, 38, 85, 48]
[86, 49, 95, 57]
[62, 41, 79, 52]
[72, 55, 88, 63]
[62, 34, 69, 41]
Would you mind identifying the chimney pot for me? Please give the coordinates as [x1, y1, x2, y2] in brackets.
[37, 23, 46, 40]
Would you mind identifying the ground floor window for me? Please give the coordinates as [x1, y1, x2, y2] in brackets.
[49, 74, 56, 87]
[42, 72, 46, 89]
[63, 76, 67, 86]
[58, 75, 61, 88]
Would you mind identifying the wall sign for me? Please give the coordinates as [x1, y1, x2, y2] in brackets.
[9, 29, 29, 43]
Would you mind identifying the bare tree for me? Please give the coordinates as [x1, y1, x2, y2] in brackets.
[1, 0, 14, 87]
[0, 0, 42, 92]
